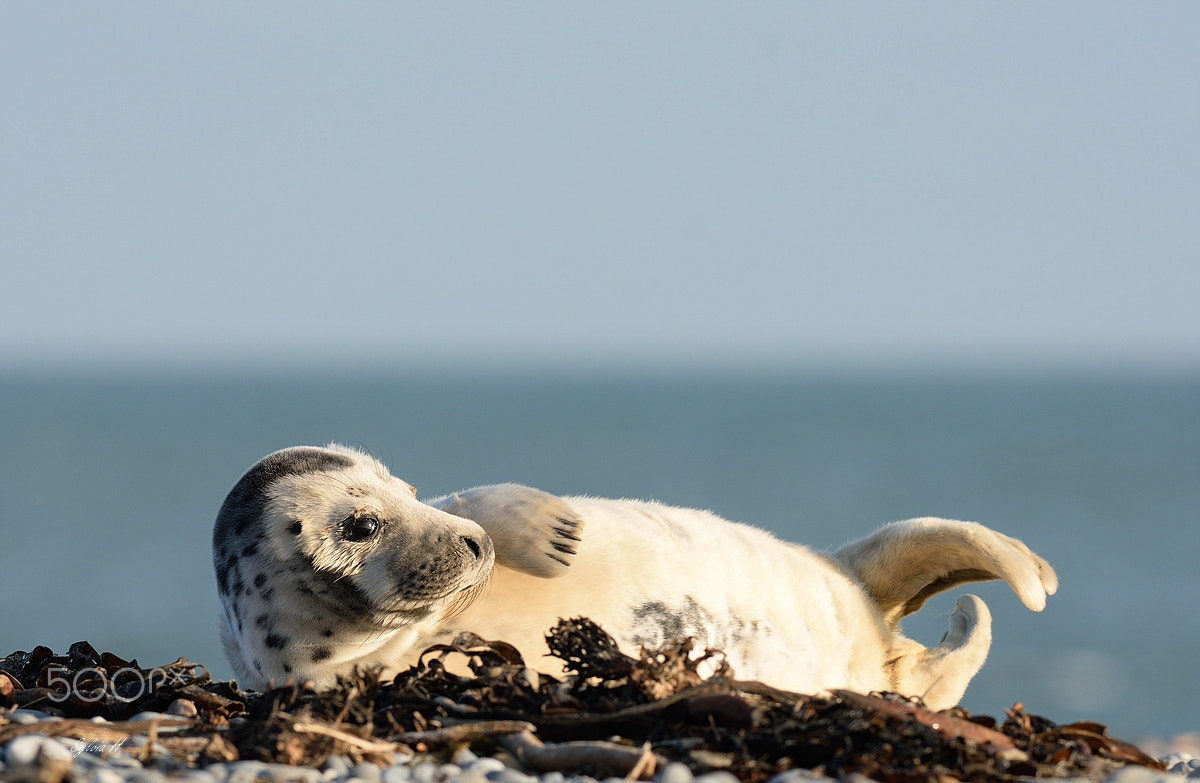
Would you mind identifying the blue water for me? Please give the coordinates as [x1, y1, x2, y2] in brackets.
[1, 370, 1197, 739]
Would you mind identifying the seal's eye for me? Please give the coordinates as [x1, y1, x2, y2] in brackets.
[342, 515, 380, 542]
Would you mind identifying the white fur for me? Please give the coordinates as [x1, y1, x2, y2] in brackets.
[215, 445, 1057, 710]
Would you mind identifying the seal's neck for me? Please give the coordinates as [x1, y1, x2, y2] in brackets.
[227, 588, 439, 689]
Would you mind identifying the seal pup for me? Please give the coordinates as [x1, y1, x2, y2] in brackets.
[214, 444, 1057, 710]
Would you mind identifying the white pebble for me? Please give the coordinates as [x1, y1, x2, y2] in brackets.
[6, 734, 76, 765]
[466, 757, 507, 775]
[410, 761, 438, 783]
[540, 773, 565, 783]
[350, 762, 384, 783]
[1101, 765, 1190, 783]
[765, 770, 838, 782]
[224, 759, 269, 783]
[124, 771, 169, 783]
[9, 709, 57, 724]
[1163, 754, 1200, 777]
[383, 766, 414, 783]
[166, 771, 219, 783]
[435, 763, 464, 782]
[657, 762, 694, 783]
[322, 755, 352, 779]
[693, 773, 741, 783]
[86, 768, 125, 783]
[166, 698, 199, 718]
[268, 765, 323, 783]
[486, 768, 535, 783]
[452, 748, 479, 767]
[104, 753, 145, 769]
[451, 771, 489, 783]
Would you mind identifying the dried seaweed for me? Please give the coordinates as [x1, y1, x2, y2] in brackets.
[0, 618, 1169, 781]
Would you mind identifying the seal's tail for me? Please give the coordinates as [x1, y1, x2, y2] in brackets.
[884, 594, 993, 711]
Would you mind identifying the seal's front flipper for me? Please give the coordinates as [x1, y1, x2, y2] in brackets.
[834, 517, 1057, 628]
[887, 594, 992, 711]
[428, 484, 584, 578]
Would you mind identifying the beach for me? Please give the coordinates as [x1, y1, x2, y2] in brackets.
[2, 624, 1198, 782]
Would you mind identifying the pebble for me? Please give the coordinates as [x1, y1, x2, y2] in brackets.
[1100, 766, 1195, 782]
[467, 757, 508, 775]
[350, 761, 385, 783]
[452, 749, 479, 767]
[383, 767, 414, 783]
[86, 769, 126, 783]
[6, 733, 76, 765]
[169, 772, 220, 783]
[764, 771, 838, 782]
[487, 768, 536, 783]
[657, 762, 694, 783]
[322, 755, 352, 779]
[693, 773, 741, 783]
[168, 698, 200, 718]
[223, 760, 268, 783]
[1162, 754, 1200, 778]
[9, 708, 57, 724]
[1, 709, 1196, 783]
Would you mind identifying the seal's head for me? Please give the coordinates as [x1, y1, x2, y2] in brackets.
[213, 444, 495, 689]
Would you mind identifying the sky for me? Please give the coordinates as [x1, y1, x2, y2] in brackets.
[2, 3, 1198, 374]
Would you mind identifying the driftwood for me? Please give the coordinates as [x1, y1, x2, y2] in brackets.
[500, 730, 657, 779]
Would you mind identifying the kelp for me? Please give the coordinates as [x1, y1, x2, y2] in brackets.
[0, 618, 1166, 781]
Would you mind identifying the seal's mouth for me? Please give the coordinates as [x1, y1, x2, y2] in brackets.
[442, 570, 493, 622]
[368, 567, 491, 629]
[368, 603, 440, 630]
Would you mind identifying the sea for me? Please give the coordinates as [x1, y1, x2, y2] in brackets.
[1, 369, 1197, 741]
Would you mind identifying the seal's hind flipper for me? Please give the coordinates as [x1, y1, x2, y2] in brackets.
[429, 484, 584, 578]
[886, 594, 992, 711]
[834, 517, 1057, 628]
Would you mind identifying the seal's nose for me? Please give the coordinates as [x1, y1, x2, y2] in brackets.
[462, 535, 483, 560]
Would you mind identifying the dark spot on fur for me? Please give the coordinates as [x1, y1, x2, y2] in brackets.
[254, 573, 268, 589]
[255, 613, 272, 629]
[253, 659, 263, 674]
[265, 633, 289, 649]
[322, 629, 334, 638]
[242, 542, 258, 557]
[630, 595, 714, 648]
[261, 587, 274, 602]
[311, 647, 332, 662]
[288, 520, 303, 535]
[283, 663, 293, 674]
[214, 446, 353, 544]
